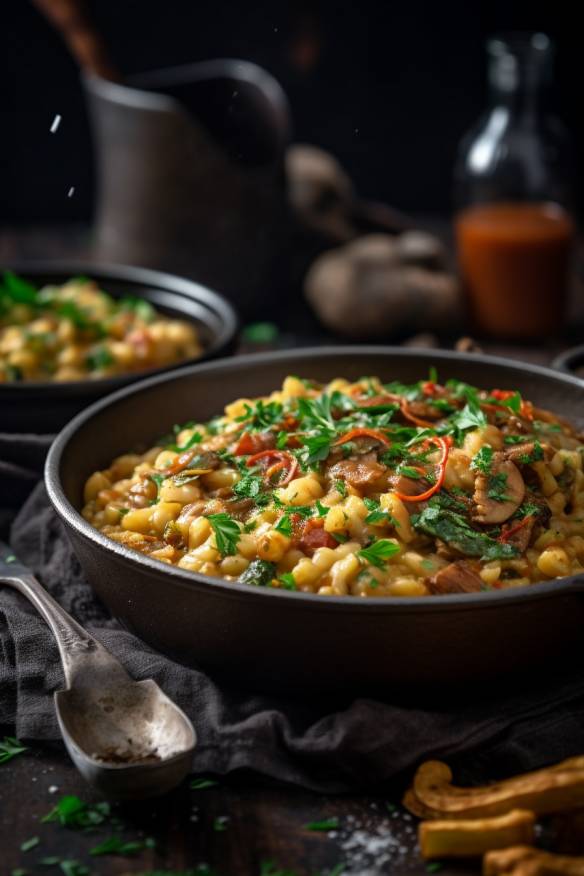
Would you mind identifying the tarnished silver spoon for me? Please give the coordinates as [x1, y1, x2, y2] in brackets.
[0, 544, 196, 799]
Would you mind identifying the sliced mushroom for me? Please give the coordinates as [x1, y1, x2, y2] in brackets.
[505, 442, 553, 465]
[427, 560, 484, 595]
[328, 451, 385, 489]
[484, 846, 584, 876]
[473, 452, 525, 525]
[419, 809, 535, 860]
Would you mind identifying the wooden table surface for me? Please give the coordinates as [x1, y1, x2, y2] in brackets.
[1, 223, 583, 876]
[0, 736, 432, 876]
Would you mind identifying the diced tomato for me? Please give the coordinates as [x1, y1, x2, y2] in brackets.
[298, 518, 337, 556]
[234, 431, 275, 456]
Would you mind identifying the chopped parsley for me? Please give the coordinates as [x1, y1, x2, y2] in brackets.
[517, 441, 544, 464]
[470, 445, 494, 474]
[90, 835, 153, 856]
[304, 817, 339, 831]
[275, 515, 293, 537]
[298, 433, 332, 467]
[451, 397, 487, 432]
[363, 498, 397, 527]
[232, 473, 269, 505]
[42, 795, 111, 828]
[205, 513, 240, 557]
[235, 400, 284, 431]
[357, 539, 400, 568]
[279, 572, 297, 590]
[238, 559, 276, 587]
[487, 472, 511, 503]
[85, 345, 114, 371]
[0, 736, 27, 764]
[190, 778, 219, 789]
[335, 478, 347, 497]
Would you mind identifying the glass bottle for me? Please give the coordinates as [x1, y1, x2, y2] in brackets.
[454, 33, 575, 339]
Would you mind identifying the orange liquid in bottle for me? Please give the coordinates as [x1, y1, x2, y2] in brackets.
[456, 202, 574, 338]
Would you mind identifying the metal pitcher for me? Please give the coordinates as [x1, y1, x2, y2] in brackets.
[85, 59, 291, 315]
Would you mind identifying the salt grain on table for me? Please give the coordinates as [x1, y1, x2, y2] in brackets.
[334, 812, 418, 875]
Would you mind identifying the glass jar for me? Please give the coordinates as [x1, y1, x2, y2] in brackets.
[454, 33, 575, 339]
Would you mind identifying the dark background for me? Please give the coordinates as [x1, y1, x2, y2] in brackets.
[2, 0, 580, 223]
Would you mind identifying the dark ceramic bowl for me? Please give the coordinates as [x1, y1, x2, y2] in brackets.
[0, 262, 237, 433]
[45, 347, 584, 692]
[552, 345, 584, 380]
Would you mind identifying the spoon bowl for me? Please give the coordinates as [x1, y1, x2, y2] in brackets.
[0, 544, 196, 799]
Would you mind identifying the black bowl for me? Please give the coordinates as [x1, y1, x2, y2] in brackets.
[0, 261, 238, 433]
[45, 347, 584, 692]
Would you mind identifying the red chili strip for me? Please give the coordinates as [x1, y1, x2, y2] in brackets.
[333, 427, 390, 447]
[246, 449, 299, 485]
[394, 435, 451, 503]
[499, 515, 534, 543]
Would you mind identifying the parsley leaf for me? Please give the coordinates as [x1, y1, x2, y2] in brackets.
[275, 515, 293, 537]
[90, 835, 147, 856]
[85, 345, 114, 371]
[190, 778, 218, 790]
[238, 559, 276, 587]
[470, 445, 493, 474]
[363, 498, 398, 527]
[487, 472, 510, 503]
[335, 478, 347, 497]
[517, 441, 544, 464]
[42, 795, 110, 828]
[2, 271, 38, 304]
[298, 434, 332, 467]
[235, 400, 283, 431]
[0, 736, 27, 764]
[305, 817, 339, 831]
[451, 397, 487, 431]
[232, 473, 269, 505]
[279, 572, 297, 590]
[357, 539, 400, 568]
[206, 513, 240, 557]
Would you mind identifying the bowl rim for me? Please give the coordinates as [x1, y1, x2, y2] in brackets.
[551, 344, 584, 375]
[0, 260, 238, 393]
[45, 345, 584, 612]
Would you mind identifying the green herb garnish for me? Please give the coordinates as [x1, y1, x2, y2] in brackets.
[190, 778, 218, 790]
[357, 539, 400, 568]
[238, 559, 276, 587]
[90, 834, 149, 856]
[470, 445, 494, 474]
[412, 506, 519, 561]
[0, 736, 27, 764]
[206, 513, 240, 557]
[304, 817, 339, 831]
[42, 795, 110, 828]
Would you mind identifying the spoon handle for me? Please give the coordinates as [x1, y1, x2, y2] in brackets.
[0, 543, 129, 688]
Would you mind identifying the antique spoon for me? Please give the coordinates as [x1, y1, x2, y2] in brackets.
[0, 544, 196, 799]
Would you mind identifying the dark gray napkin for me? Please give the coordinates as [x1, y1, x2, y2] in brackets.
[2, 439, 584, 792]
